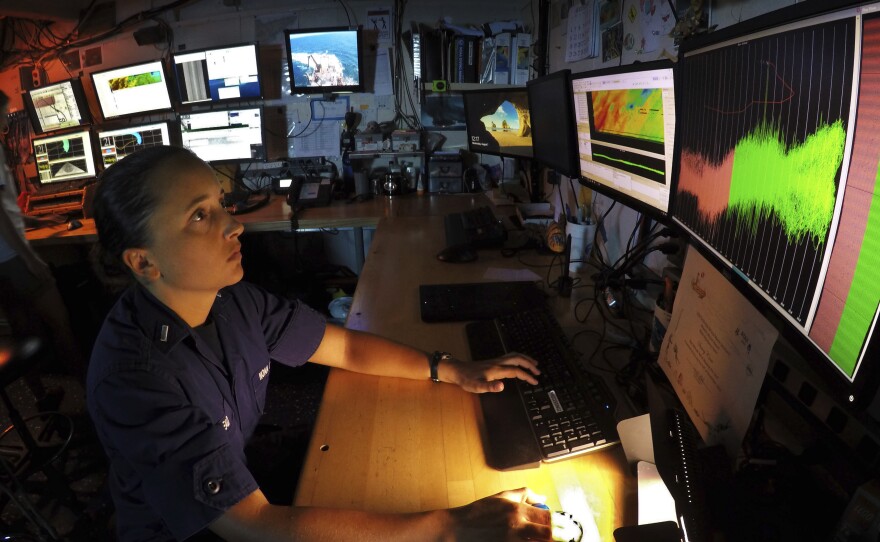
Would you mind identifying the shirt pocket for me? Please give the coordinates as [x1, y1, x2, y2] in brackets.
[251, 363, 270, 414]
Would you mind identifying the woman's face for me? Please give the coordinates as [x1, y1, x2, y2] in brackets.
[144, 157, 244, 294]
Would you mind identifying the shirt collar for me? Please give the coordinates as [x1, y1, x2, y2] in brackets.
[128, 283, 230, 357]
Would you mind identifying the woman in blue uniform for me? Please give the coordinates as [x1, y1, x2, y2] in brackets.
[87, 145, 551, 541]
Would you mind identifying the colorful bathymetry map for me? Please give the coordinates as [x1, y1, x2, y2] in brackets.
[108, 71, 163, 91]
[591, 88, 664, 143]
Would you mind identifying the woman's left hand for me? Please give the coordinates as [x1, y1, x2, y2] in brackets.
[443, 352, 541, 393]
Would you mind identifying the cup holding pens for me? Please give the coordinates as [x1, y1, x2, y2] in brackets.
[565, 219, 596, 273]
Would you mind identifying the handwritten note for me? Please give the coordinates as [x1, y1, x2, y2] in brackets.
[658, 245, 778, 458]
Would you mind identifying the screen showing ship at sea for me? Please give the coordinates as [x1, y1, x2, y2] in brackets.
[286, 28, 362, 91]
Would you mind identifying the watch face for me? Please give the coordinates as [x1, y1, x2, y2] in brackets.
[551, 511, 583, 542]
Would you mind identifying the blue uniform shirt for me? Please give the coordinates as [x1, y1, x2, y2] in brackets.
[87, 281, 327, 541]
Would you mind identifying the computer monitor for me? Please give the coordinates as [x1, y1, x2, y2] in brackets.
[180, 107, 265, 163]
[22, 78, 92, 135]
[284, 27, 364, 94]
[32, 130, 97, 187]
[172, 43, 262, 105]
[527, 69, 579, 177]
[90, 59, 174, 120]
[672, 3, 880, 407]
[97, 122, 174, 169]
[463, 86, 533, 159]
[571, 61, 677, 217]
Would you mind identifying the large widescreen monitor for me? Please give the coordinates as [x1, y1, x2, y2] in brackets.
[97, 122, 174, 169]
[672, 2, 880, 407]
[284, 26, 364, 94]
[180, 107, 265, 163]
[22, 78, 92, 134]
[172, 43, 262, 105]
[90, 59, 174, 120]
[527, 69, 579, 177]
[571, 61, 677, 217]
[32, 129, 97, 186]
[463, 86, 533, 159]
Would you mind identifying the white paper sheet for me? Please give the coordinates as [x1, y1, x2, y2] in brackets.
[373, 48, 394, 96]
[289, 121, 341, 158]
[658, 245, 778, 459]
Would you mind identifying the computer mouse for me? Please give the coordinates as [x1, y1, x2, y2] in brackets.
[67, 219, 83, 231]
[436, 246, 477, 263]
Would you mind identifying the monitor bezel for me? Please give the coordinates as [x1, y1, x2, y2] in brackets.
[31, 128, 98, 189]
[670, 1, 880, 410]
[571, 59, 678, 221]
[171, 41, 264, 107]
[96, 120, 179, 170]
[462, 85, 534, 160]
[284, 26, 365, 95]
[22, 77, 93, 135]
[178, 106, 267, 164]
[89, 58, 175, 121]
[527, 69, 579, 177]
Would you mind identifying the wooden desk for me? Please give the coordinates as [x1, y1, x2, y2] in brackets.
[24, 193, 487, 245]
[295, 214, 637, 539]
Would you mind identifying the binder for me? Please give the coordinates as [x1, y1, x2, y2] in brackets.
[420, 25, 445, 82]
[513, 33, 531, 85]
[493, 32, 511, 84]
[453, 35, 480, 83]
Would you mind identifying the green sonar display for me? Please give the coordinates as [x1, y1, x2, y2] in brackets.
[828, 163, 880, 375]
[728, 119, 845, 248]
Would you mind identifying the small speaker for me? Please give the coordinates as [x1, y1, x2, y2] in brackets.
[133, 25, 167, 46]
[431, 79, 448, 92]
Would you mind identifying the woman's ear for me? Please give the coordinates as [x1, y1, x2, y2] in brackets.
[122, 248, 161, 283]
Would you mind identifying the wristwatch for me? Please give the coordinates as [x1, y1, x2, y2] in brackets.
[429, 351, 452, 383]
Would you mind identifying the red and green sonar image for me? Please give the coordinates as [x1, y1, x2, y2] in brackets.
[590, 88, 665, 143]
[673, 16, 855, 329]
[677, 119, 844, 248]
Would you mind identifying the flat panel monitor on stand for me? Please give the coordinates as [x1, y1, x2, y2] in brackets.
[284, 27, 364, 94]
[90, 59, 174, 120]
[571, 61, 677, 218]
[463, 86, 533, 160]
[172, 42, 263, 105]
[22, 78, 92, 135]
[27, 130, 98, 216]
[671, 2, 880, 411]
[527, 69, 579, 178]
[180, 107, 266, 163]
[32, 130, 97, 188]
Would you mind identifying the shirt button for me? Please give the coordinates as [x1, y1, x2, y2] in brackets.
[205, 479, 222, 495]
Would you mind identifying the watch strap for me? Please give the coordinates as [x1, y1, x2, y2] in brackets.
[430, 351, 451, 383]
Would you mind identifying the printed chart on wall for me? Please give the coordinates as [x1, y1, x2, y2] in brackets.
[674, 18, 854, 327]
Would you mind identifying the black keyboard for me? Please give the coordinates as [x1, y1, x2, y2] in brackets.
[419, 281, 545, 323]
[443, 206, 507, 249]
[466, 308, 620, 470]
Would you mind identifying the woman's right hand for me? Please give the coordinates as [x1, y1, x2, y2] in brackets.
[444, 487, 552, 541]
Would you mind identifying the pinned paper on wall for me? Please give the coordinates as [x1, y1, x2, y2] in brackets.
[289, 118, 341, 158]
[565, 0, 600, 62]
[373, 48, 394, 96]
[366, 7, 393, 45]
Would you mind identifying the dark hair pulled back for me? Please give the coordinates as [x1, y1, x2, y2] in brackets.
[91, 145, 202, 288]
